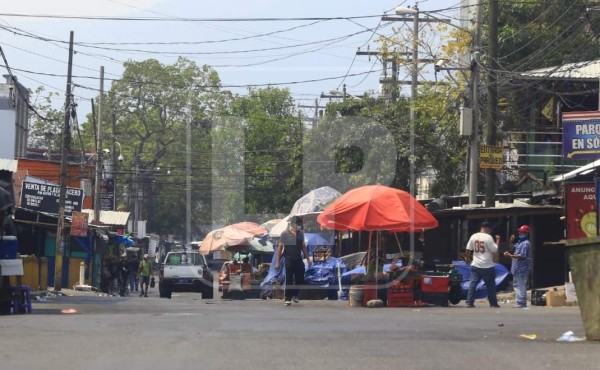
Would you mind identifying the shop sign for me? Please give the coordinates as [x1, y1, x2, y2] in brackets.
[565, 183, 596, 239]
[20, 181, 83, 216]
[479, 145, 503, 169]
[100, 178, 115, 211]
[70, 211, 89, 237]
[563, 111, 600, 159]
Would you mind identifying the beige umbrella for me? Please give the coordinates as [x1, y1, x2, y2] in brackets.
[200, 227, 254, 255]
[228, 221, 268, 236]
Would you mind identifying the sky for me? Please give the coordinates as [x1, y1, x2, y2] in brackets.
[0, 0, 465, 119]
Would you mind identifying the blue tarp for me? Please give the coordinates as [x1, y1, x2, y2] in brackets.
[341, 262, 403, 276]
[259, 254, 348, 299]
[452, 261, 510, 299]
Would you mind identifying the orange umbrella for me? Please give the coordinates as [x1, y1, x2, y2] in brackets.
[228, 221, 268, 236]
[317, 184, 438, 232]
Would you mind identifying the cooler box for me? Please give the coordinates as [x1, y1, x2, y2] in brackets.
[420, 275, 449, 307]
[0, 236, 18, 260]
[420, 275, 449, 293]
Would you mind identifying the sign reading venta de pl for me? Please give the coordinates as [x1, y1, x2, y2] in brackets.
[20, 181, 84, 216]
[479, 145, 503, 169]
[563, 111, 600, 160]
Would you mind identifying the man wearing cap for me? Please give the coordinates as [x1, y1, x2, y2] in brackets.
[138, 254, 153, 297]
[504, 225, 532, 308]
[275, 216, 312, 306]
[465, 221, 501, 308]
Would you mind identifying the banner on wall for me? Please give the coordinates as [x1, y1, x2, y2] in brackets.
[562, 111, 600, 160]
[70, 211, 89, 237]
[565, 183, 596, 239]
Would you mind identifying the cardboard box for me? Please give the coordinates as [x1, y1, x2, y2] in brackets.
[565, 282, 577, 302]
[546, 290, 566, 307]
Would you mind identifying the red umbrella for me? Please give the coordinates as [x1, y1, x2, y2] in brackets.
[317, 184, 438, 232]
[228, 221, 268, 236]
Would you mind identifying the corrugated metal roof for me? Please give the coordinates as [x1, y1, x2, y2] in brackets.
[520, 60, 600, 80]
[0, 158, 18, 172]
[82, 209, 130, 226]
[552, 158, 600, 182]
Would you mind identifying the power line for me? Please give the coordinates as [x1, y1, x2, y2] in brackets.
[0, 13, 382, 22]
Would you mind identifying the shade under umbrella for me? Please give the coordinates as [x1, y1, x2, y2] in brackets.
[290, 186, 342, 216]
[200, 227, 254, 255]
[317, 184, 438, 232]
[227, 221, 268, 236]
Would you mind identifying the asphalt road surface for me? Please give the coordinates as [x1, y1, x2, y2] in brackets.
[0, 289, 597, 370]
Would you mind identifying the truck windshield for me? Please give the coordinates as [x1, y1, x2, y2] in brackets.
[165, 253, 204, 265]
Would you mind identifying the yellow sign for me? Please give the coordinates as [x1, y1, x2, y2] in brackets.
[479, 145, 503, 169]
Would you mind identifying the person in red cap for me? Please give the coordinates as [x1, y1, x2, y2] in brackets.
[504, 225, 532, 308]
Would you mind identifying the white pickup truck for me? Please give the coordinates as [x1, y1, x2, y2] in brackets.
[158, 251, 214, 299]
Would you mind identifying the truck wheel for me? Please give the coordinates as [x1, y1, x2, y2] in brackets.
[159, 280, 172, 299]
[202, 281, 214, 299]
[159, 280, 166, 298]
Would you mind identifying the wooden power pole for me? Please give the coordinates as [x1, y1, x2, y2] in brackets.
[54, 31, 74, 291]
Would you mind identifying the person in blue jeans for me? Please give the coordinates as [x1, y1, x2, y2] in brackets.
[465, 221, 501, 308]
[504, 225, 532, 308]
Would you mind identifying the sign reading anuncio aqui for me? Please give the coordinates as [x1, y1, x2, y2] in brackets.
[563, 111, 600, 159]
[479, 145, 503, 169]
[20, 181, 84, 216]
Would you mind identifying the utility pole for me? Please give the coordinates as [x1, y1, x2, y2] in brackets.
[485, 0, 499, 207]
[54, 31, 74, 291]
[94, 66, 104, 225]
[469, 0, 484, 205]
[298, 99, 325, 126]
[111, 113, 117, 210]
[186, 102, 192, 248]
[409, 5, 419, 198]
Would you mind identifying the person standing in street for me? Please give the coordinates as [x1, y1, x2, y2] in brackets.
[138, 253, 153, 297]
[504, 225, 532, 308]
[275, 216, 312, 306]
[127, 255, 139, 293]
[465, 221, 500, 308]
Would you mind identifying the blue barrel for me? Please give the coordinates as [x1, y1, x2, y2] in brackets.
[0, 236, 18, 259]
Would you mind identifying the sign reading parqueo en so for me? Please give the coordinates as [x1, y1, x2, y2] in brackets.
[563, 111, 600, 160]
[20, 181, 83, 216]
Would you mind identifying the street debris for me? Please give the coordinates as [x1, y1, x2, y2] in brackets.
[61, 308, 77, 314]
[556, 331, 585, 342]
[519, 333, 537, 340]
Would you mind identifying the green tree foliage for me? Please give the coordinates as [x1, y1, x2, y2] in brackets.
[223, 87, 303, 220]
[308, 90, 465, 198]
[493, 0, 600, 70]
[81, 57, 225, 237]
[27, 87, 63, 151]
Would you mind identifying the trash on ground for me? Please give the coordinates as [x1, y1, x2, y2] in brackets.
[519, 333, 537, 340]
[498, 322, 504, 327]
[35, 297, 48, 302]
[556, 331, 586, 342]
[366, 299, 384, 307]
[61, 308, 77, 314]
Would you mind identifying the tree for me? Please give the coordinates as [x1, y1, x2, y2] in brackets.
[80, 57, 225, 238]
[27, 87, 63, 151]
[216, 87, 303, 223]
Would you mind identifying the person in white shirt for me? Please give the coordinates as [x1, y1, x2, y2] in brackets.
[465, 221, 500, 308]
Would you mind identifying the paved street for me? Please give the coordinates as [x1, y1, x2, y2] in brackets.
[0, 287, 597, 370]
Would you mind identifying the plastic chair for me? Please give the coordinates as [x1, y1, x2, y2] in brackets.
[11, 285, 32, 314]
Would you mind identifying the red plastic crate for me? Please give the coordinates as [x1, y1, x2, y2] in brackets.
[388, 292, 414, 307]
[420, 276, 449, 293]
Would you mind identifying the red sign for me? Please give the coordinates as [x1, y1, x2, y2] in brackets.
[70, 211, 89, 237]
[565, 183, 596, 239]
